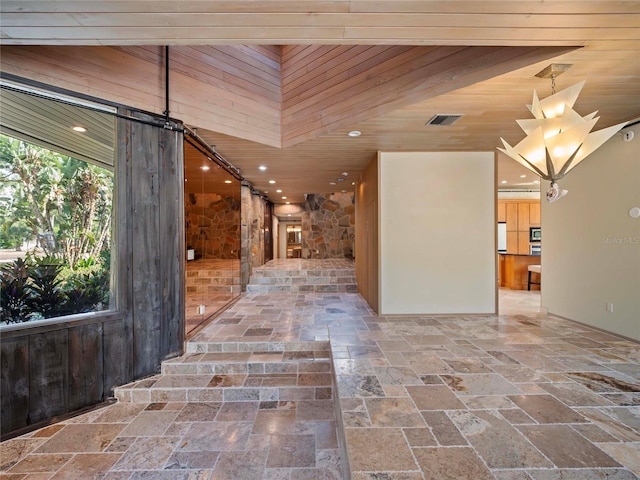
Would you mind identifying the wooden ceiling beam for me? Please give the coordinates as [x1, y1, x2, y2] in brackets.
[2, 1, 638, 15]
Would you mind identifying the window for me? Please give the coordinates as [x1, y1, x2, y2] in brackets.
[0, 81, 116, 325]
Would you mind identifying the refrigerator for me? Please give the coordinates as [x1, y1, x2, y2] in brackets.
[497, 222, 507, 253]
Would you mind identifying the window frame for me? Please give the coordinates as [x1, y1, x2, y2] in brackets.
[0, 81, 120, 333]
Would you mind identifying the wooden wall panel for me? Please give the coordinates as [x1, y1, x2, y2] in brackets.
[130, 116, 163, 377]
[68, 324, 104, 411]
[0, 45, 281, 148]
[355, 154, 379, 312]
[280, 45, 574, 147]
[103, 318, 132, 395]
[0, 338, 29, 434]
[1, 43, 573, 151]
[29, 330, 69, 425]
[1, 109, 185, 438]
[158, 124, 185, 360]
[124, 110, 185, 376]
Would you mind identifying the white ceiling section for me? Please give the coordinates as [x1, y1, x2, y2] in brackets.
[0, 83, 116, 169]
[1, 1, 638, 201]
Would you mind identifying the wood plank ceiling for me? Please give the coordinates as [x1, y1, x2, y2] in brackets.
[1, 1, 639, 203]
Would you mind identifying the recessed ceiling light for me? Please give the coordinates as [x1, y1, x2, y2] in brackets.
[282, 196, 287, 199]
[224, 180, 232, 184]
[329, 182, 336, 186]
[501, 180, 508, 184]
[341, 172, 349, 176]
[201, 166, 210, 171]
[347, 130, 361, 137]
[534, 180, 540, 184]
[351, 182, 356, 186]
[259, 165, 267, 171]
[269, 180, 276, 184]
[286, 201, 290, 205]
[287, 214, 292, 217]
[72, 126, 87, 132]
[520, 174, 527, 178]
[341, 189, 347, 193]
[264, 191, 269, 194]
[276, 189, 282, 193]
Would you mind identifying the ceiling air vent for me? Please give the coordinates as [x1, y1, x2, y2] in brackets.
[425, 114, 464, 126]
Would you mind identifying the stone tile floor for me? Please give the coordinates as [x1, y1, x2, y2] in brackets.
[2, 289, 639, 480]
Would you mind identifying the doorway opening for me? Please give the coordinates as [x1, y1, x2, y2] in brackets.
[496, 155, 542, 316]
[276, 218, 301, 259]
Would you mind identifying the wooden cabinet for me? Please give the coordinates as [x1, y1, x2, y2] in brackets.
[529, 203, 540, 226]
[517, 203, 530, 231]
[506, 231, 518, 254]
[497, 199, 541, 254]
[497, 202, 506, 223]
[505, 203, 518, 232]
[518, 233, 531, 255]
[500, 254, 542, 290]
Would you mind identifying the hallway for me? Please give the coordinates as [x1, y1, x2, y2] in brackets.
[2, 264, 639, 479]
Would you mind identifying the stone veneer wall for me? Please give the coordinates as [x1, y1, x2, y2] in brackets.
[241, 185, 268, 290]
[302, 192, 355, 259]
[185, 192, 240, 259]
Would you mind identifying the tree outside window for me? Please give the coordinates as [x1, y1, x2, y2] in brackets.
[0, 135, 113, 323]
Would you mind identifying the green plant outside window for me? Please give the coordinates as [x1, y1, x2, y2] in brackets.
[0, 135, 113, 324]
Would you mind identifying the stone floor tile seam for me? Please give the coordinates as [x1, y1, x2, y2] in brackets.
[4, 288, 640, 479]
[412, 443, 497, 479]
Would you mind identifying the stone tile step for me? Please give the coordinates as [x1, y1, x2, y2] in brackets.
[186, 285, 240, 294]
[114, 373, 334, 404]
[246, 284, 357, 293]
[186, 279, 240, 288]
[248, 276, 356, 285]
[185, 340, 330, 354]
[186, 269, 239, 278]
[161, 351, 332, 375]
[251, 268, 354, 278]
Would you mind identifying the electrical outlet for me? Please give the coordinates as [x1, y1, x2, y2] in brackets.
[606, 303, 614, 313]
[198, 305, 206, 315]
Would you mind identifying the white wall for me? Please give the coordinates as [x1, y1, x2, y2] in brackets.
[542, 123, 640, 340]
[379, 152, 496, 314]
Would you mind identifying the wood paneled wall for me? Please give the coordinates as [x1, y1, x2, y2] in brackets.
[0, 45, 281, 147]
[0, 110, 185, 438]
[355, 154, 379, 312]
[2, 44, 570, 152]
[279, 44, 574, 147]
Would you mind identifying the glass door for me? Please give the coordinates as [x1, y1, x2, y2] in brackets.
[184, 139, 241, 336]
